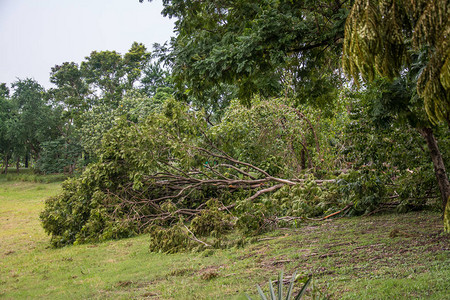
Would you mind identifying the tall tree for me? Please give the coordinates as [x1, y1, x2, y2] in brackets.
[11, 79, 60, 164]
[80, 42, 151, 107]
[0, 84, 13, 173]
[48, 62, 91, 128]
[343, 0, 449, 125]
[49, 42, 152, 115]
[142, 0, 351, 110]
[342, 0, 450, 231]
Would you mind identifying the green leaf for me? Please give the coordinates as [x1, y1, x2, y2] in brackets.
[256, 284, 268, 300]
[285, 271, 297, 300]
[269, 279, 276, 299]
[293, 277, 311, 300]
[278, 271, 283, 300]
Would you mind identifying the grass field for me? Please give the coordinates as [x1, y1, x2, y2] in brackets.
[0, 175, 449, 299]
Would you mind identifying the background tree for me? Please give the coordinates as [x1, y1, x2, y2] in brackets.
[78, 91, 161, 155]
[10, 79, 61, 171]
[80, 42, 151, 107]
[0, 84, 14, 173]
[140, 60, 173, 98]
[48, 62, 91, 128]
[44, 42, 158, 169]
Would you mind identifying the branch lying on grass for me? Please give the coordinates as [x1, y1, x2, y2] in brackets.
[306, 204, 353, 221]
[132, 145, 337, 211]
[102, 140, 341, 231]
[274, 204, 353, 224]
[183, 225, 211, 247]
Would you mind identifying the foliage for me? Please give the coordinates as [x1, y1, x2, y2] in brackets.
[48, 62, 91, 127]
[246, 271, 311, 300]
[41, 98, 342, 247]
[342, 76, 448, 214]
[211, 99, 325, 176]
[248, 171, 384, 220]
[148, 223, 194, 254]
[190, 199, 234, 237]
[2, 78, 62, 173]
[139, 59, 174, 98]
[235, 205, 270, 235]
[78, 91, 161, 155]
[10, 79, 61, 158]
[0, 88, 13, 172]
[36, 137, 83, 174]
[337, 170, 387, 214]
[267, 180, 342, 218]
[343, 0, 450, 124]
[40, 99, 210, 246]
[80, 42, 151, 107]
[144, 0, 349, 111]
[44, 43, 162, 168]
[40, 164, 141, 247]
[47, 43, 153, 128]
[45, 43, 173, 170]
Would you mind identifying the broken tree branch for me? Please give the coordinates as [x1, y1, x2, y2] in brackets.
[184, 225, 211, 247]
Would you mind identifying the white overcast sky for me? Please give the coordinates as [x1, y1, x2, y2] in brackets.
[0, 0, 175, 89]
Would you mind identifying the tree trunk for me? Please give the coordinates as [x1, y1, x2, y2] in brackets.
[2, 155, 8, 174]
[16, 157, 20, 174]
[300, 148, 306, 170]
[419, 128, 450, 214]
[25, 153, 29, 168]
[445, 201, 450, 233]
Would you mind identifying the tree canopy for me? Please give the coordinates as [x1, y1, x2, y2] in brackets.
[343, 0, 450, 124]
[144, 0, 350, 110]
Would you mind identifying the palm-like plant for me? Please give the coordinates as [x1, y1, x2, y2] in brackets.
[246, 271, 311, 300]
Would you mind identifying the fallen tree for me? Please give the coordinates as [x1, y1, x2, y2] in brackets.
[40, 99, 441, 250]
[40, 99, 342, 247]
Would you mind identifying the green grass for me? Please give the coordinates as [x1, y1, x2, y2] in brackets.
[0, 168, 69, 183]
[0, 177, 449, 299]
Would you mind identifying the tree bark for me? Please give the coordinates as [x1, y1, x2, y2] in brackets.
[2, 155, 8, 174]
[25, 153, 29, 168]
[300, 148, 306, 170]
[419, 128, 450, 213]
[16, 157, 20, 174]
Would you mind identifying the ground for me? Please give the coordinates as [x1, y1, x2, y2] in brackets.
[0, 178, 449, 299]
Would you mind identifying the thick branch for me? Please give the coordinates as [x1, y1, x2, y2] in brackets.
[247, 183, 285, 201]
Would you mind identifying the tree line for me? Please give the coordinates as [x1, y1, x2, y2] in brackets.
[0, 42, 172, 174]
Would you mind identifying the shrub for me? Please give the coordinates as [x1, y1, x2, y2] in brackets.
[246, 271, 311, 300]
